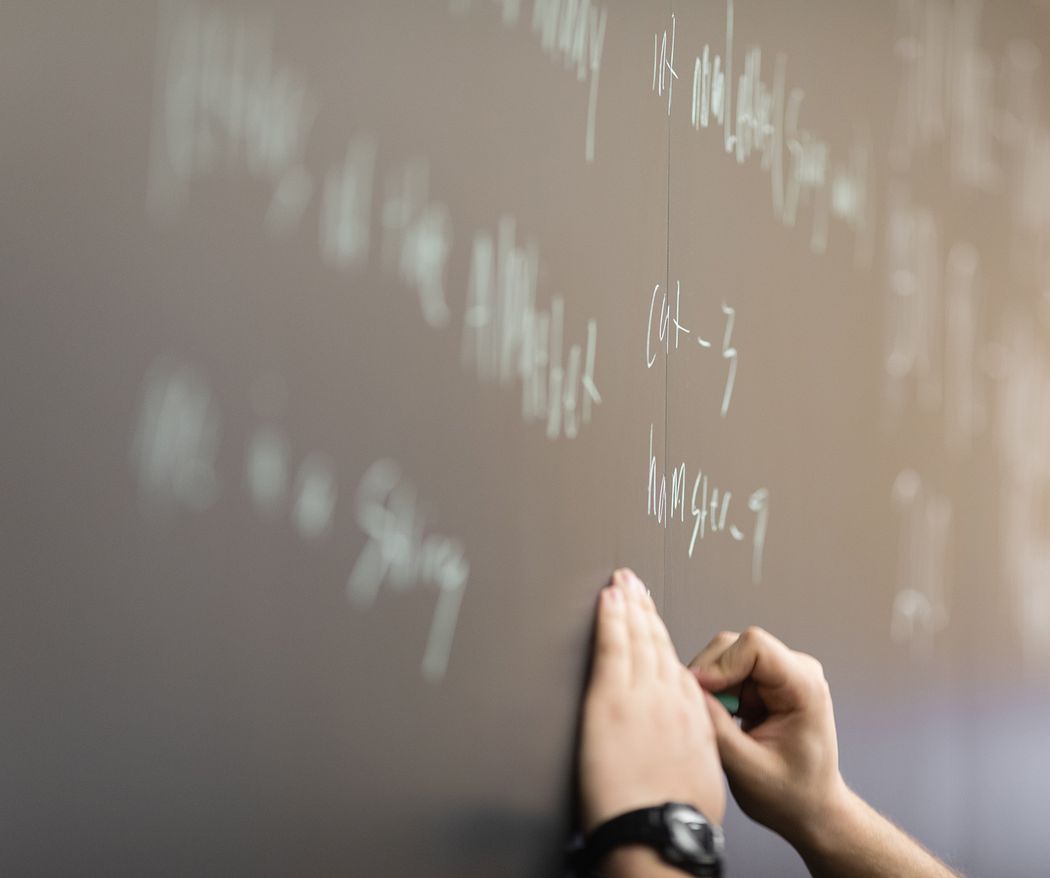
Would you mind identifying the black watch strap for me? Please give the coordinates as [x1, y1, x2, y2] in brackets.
[569, 803, 723, 877]
[576, 807, 668, 874]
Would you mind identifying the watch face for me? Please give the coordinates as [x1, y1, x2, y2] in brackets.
[664, 803, 724, 866]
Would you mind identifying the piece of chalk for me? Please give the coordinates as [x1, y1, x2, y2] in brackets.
[714, 693, 740, 715]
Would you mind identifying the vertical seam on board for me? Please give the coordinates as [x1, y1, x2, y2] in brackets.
[662, 0, 673, 620]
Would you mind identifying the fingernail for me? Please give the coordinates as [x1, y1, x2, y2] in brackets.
[606, 586, 623, 604]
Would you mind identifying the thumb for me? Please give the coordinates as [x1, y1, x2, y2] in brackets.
[703, 690, 773, 780]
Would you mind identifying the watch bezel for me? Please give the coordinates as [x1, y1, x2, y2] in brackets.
[660, 802, 725, 874]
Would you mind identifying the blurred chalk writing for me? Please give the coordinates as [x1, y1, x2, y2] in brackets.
[132, 357, 469, 681]
[890, 469, 952, 657]
[463, 216, 602, 440]
[147, 1, 602, 440]
[147, 0, 317, 233]
[348, 460, 470, 682]
[449, 0, 609, 162]
[881, 0, 1050, 661]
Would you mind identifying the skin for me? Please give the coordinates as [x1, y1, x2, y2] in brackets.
[578, 569, 725, 878]
[690, 626, 962, 878]
[579, 571, 962, 878]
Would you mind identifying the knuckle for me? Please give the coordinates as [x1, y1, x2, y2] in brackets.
[801, 653, 826, 681]
[741, 625, 769, 644]
[795, 653, 831, 697]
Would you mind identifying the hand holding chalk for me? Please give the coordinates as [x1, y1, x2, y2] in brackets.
[689, 628, 848, 852]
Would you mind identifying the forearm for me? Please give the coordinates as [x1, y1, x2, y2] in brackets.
[794, 788, 961, 878]
[602, 847, 685, 878]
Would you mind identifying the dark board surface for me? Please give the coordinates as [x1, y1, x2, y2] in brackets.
[3, 1, 1050, 876]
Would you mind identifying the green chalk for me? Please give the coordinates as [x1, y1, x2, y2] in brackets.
[714, 693, 740, 715]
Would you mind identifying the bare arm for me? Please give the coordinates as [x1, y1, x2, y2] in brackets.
[792, 786, 961, 878]
[691, 627, 961, 878]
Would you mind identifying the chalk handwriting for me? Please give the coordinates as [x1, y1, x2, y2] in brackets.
[883, 188, 990, 454]
[462, 216, 601, 439]
[451, 0, 609, 162]
[890, 469, 952, 658]
[381, 160, 454, 328]
[646, 282, 739, 418]
[888, 0, 1050, 305]
[883, 187, 942, 413]
[943, 243, 986, 453]
[321, 137, 377, 271]
[132, 358, 472, 681]
[657, 0, 875, 265]
[532, 0, 609, 162]
[652, 14, 678, 115]
[347, 459, 470, 681]
[133, 357, 222, 513]
[450, 0, 522, 25]
[147, 0, 317, 233]
[243, 374, 338, 540]
[890, 0, 999, 190]
[647, 424, 769, 583]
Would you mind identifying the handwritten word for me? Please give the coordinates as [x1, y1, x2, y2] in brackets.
[348, 460, 470, 681]
[646, 281, 738, 418]
[889, 469, 952, 657]
[147, 0, 316, 234]
[131, 358, 467, 681]
[462, 216, 601, 439]
[451, 0, 609, 162]
[653, 0, 875, 265]
[646, 424, 769, 584]
[133, 359, 339, 544]
[652, 14, 678, 115]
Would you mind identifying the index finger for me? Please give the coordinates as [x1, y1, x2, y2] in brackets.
[688, 630, 740, 677]
[589, 585, 629, 691]
[691, 627, 807, 707]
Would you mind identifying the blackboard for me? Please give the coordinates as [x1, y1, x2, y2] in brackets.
[3, 2, 1050, 875]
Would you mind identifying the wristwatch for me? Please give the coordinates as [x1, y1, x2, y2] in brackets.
[569, 802, 725, 877]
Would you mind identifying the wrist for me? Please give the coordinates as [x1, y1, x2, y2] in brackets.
[790, 780, 866, 864]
